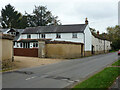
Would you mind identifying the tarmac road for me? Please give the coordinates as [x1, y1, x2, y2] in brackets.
[2, 52, 119, 88]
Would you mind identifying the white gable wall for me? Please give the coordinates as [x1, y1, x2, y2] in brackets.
[105, 40, 111, 50]
[84, 25, 92, 51]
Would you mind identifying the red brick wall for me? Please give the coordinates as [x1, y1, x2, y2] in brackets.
[14, 48, 38, 57]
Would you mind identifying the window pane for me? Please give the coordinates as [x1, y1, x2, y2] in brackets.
[41, 34, 45, 38]
[27, 34, 31, 38]
[72, 33, 77, 38]
[33, 43, 35, 47]
[20, 43, 22, 47]
[36, 43, 38, 47]
[56, 33, 61, 38]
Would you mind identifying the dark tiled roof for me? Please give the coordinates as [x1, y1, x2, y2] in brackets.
[18, 39, 38, 42]
[17, 39, 83, 45]
[15, 29, 25, 33]
[7, 28, 16, 33]
[0, 29, 24, 34]
[0, 29, 8, 33]
[17, 39, 51, 42]
[91, 32, 110, 41]
[0, 34, 14, 40]
[46, 40, 84, 45]
[14, 29, 24, 41]
[0, 28, 24, 41]
[22, 24, 87, 34]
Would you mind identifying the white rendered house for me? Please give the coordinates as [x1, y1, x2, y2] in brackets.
[14, 18, 111, 55]
[16, 18, 92, 52]
[91, 31, 111, 54]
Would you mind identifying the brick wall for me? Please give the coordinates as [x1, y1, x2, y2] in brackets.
[14, 48, 38, 57]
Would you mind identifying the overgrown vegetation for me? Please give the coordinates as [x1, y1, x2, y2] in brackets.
[107, 25, 120, 50]
[2, 59, 15, 71]
[73, 67, 120, 89]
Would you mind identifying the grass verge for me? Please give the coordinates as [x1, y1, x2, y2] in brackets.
[73, 67, 120, 89]
[112, 60, 120, 66]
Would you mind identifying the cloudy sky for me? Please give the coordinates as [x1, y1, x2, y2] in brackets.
[0, 0, 119, 33]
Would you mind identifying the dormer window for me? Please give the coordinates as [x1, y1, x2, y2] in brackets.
[56, 33, 61, 38]
[72, 33, 77, 38]
[27, 34, 31, 39]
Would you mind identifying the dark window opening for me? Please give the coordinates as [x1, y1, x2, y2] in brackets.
[56, 33, 61, 38]
[33, 43, 38, 47]
[20, 43, 23, 47]
[39, 34, 40, 38]
[27, 34, 31, 39]
[72, 33, 77, 38]
[36, 43, 38, 47]
[41, 34, 45, 38]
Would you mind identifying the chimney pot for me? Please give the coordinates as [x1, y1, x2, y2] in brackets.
[97, 31, 99, 35]
[85, 17, 88, 24]
[54, 20, 57, 25]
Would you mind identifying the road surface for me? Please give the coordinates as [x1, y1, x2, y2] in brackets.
[2, 52, 119, 88]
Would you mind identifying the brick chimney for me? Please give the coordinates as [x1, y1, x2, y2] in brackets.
[97, 31, 99, 35]
[85, 17, 88, 24]
[54, 20, 57, 25]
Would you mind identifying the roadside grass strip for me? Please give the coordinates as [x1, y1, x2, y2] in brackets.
[112, 60, 120, 66]
[73, 67, 120, 89]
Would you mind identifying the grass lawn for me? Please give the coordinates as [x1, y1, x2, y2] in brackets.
[112, 60, 120, 66]
[73, 67, 120, 89]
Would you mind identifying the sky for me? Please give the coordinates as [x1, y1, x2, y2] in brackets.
[0, 0, 119, 33]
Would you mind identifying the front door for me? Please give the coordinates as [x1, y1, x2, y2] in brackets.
[92, 45, 95, 54]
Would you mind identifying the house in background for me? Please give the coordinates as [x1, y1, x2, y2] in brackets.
[0, 28, 24, 47]
[92, 31, 111, 54]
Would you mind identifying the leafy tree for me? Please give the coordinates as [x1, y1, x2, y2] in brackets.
[1, 4, 28, 29]
[107, 25, 120, 50]
[1, 4, 20, 28]
[1, 4, 61, 28]
[26, 5, 61, 27]
[17, 15, 28, 29]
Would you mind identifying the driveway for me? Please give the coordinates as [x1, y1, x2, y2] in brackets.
[13, 56, 64, 69]
[2, 52, 118, 88]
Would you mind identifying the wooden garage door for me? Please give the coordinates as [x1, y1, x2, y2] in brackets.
[14, 48, 38, 57]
